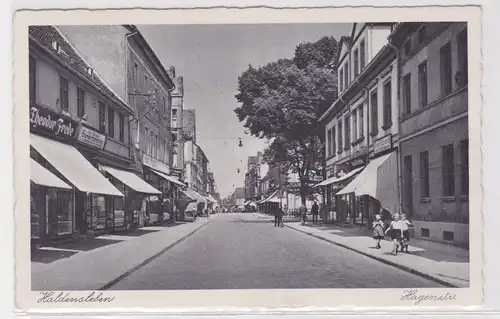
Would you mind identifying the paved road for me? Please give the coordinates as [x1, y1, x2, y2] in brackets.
[109, 214, 443, 290]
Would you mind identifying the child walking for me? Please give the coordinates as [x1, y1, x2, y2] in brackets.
[372, 214, 385, 249]
[400, 213, 413, 253]
[385, 213, 403, 255]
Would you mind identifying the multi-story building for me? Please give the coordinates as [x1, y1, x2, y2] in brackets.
[29, 26, 163, 244]
[206, 172, 216, 194]
[231, 187, 246, 207]
[244, 155, 259, 201]
[168, 66, 185, 180]
[389, 22, 469, 245]
[318, 23, 399, 225]
[56, 25, 184, 227]
[182, 109, 196, 141]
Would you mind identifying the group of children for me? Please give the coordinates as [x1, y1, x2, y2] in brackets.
[372, 212, 413, 255]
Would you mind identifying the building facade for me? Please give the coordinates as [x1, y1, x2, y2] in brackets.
[389, 22, 469, 245]
[29, 26, 163, 244]
[168, 66, 185, 180]
[56, 25, 183, 227]
[319, 23, 399, 225]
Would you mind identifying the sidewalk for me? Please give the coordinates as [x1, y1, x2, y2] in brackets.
[285, 222, 469, 287]
[31, 218, 211, 291]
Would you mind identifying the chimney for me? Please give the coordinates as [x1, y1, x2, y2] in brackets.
[168, 65, 176, 78]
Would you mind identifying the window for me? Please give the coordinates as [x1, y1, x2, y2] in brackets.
[360, 40, 365, 70]
[339, 69, 344, 92]
[404, 155, 413, 215]
[359, 106, 364, 138]
[59, 76, 69, 111]
[172, 108, 178, 118]
[402, 73, 411, 115]
[133, 62, 138, 85]
[150, 131, 154, 157]
[29, 56, 36, 105]
[418, 26, 426, 44]
[353, 49, 359, 77]
[442, 144, 455, 197]
[108, 107, 115, 138]
[337, 120, 343, 153]
[418, 61, 428, 107]
[98, 102, 106, 133]
[370, 91, 378, 136]
[154, 88, 159, 112]
[162, 96, 166, 114]
[461, 139, 469, 196]
[383, 81, 392, 128]
[420, 151, 430, 198]
[440, 42, 452, 95]
[156, 134, 159, 159]
[145, 127, 149, 154]
[344, 116, 350, 149]
[163, 140, 167, 162]
[352, 109, 358, 142]
[144, 75, 149, 91]
[404, 37, 412, 56]
[344, 64, 348, 88]
[332, 127, 336, 156]
[77, 87, 85, 118]
[119, 114, 125, 142]
[327, 129, 332, 157]
[457, 29, 468, 86]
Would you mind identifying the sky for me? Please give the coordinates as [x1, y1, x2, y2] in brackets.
[138, 23, 352, 198]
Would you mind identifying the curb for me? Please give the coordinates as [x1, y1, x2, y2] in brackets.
[285, 224, 459, 288]
[99, 220, 210, 290]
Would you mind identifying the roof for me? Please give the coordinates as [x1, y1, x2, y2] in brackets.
[29, 26, 133, 114]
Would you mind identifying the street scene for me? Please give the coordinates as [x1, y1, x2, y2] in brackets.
[29, 22, 469, 290]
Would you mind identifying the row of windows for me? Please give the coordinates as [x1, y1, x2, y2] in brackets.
[144, 126, 169, 163]
[29, 56, 126, 143]
[326, 79, 393, 158]
[401, 28, 468, 116]
[403, 140, 469, 202]
[339, 39, 366, 93]
[131, 61, 173, 116]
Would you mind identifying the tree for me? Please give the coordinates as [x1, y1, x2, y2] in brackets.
[234, 36, 338, 205]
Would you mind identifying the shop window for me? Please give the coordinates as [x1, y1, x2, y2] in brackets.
[57, 190, 73, 235]
[442, 144, 455, 197]
[420, 151, 430, 198]
[119, 114, 125, 142]
[99, 101, 106, 133]
[457, 29, 468, 86]
[360, 40, 365, 70]
[108, 107, 115, 138]
[30, 184, 44, 238]
[29, 56, 36, 106]
[91, 195, 107, 231]
[383, 80, 392, 129]
[77, 87, 85, 118]
[370, 91, 378, 136]
[402, 73, 411, 115]
[461, 139, 469, 196]
[440, 42, 452, 95]
[421, 228, 430, 238]
[443, 231, 454, 241]
[59, 75, 69, 111]
[418, 60, 428, 107]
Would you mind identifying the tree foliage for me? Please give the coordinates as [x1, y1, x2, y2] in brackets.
[234, 36, 339, 204]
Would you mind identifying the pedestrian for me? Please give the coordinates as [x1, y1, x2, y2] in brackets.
[385, 213, 403, 255]
[299, 204, 308, 225]
[278, 206, 284, 227]
[273, 205, 280, 227]
[400, 213, 413, 253]
[372, 214, 385, 249]
[311, 201, 319, 225]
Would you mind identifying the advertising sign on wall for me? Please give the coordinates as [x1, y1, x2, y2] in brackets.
[29, 104, 78, 140]
[77, 125, 106, 149]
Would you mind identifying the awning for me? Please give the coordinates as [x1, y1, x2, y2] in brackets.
[249, 201, 257, 207]
[150, 169, 186, 187]
[185, 202, 198, 212]
[102, 166, 161, 195]
[260, 189, 280, 203]
[30, 158, 71, 189]
[30, 134, 123, 197]
[207, 194, 218, 203]
[314, 166, 365, 188]
[185, 188, 207, 203]
[179, 189, 196, 201]
[336, 152, 399, 214]
[243, 200, 251, 206]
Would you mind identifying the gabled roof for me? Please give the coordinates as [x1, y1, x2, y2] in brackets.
[29, 25, 133, 114]
[336, 36, 352, 65]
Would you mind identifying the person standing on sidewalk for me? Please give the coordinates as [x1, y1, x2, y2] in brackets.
[299, 204, 308, 225]
[372, 214, 385, 249]
[311, 201, 319, 225]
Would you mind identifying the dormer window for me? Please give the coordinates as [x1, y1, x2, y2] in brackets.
[87, 67, 94, 77]
[52, 41, 68, 57]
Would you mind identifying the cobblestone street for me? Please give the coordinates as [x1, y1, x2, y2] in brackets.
[109, 214, 442, 290]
